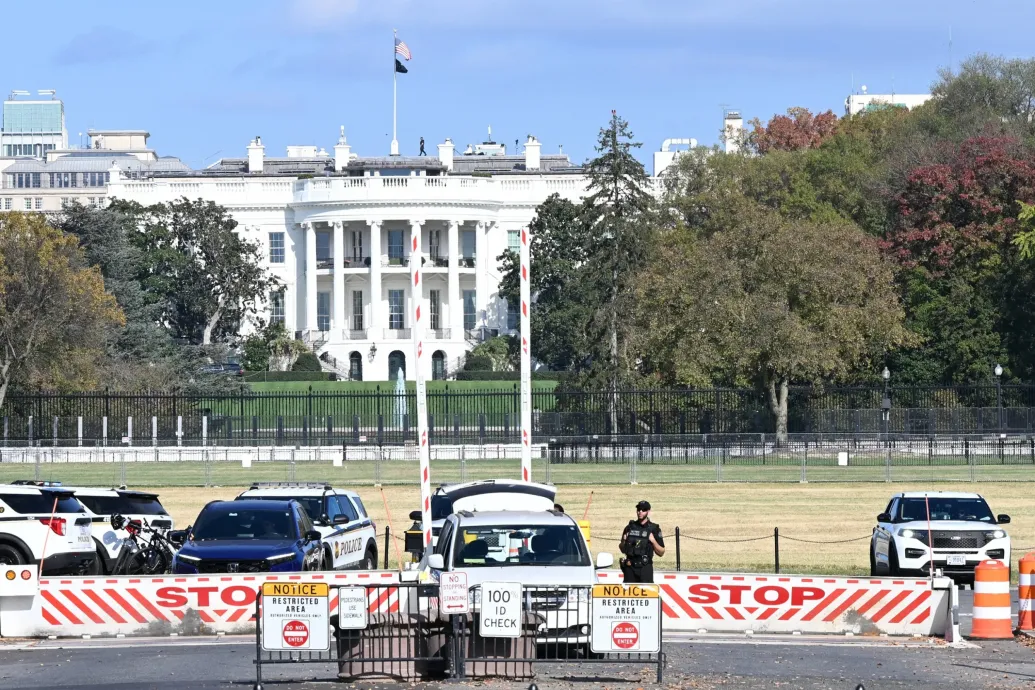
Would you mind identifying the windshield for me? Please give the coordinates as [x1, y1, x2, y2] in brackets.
[192, 508, 297, 541]
[78, 495, 169, 516]
[247, 495, 322, 521]
[898, 497, 996, 523]
[0, 492, 84, 514]
[453, 524, 589, 567]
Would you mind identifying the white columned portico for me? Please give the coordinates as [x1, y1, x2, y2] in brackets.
[304, 222, 318, 331]
[332, 221, 345, 335]
[447, 220, 461, 335]
[368, 220, 383, 336]
[475, 220, 488, 330]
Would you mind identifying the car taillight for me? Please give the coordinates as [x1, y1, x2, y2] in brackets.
[39, 517, 66, 536]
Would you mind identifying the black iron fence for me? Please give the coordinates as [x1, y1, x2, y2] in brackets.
[1, 384, 1033, 445]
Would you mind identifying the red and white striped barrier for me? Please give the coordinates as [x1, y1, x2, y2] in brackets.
[597, 571, 947, 636]
[0, 571, 400, 638]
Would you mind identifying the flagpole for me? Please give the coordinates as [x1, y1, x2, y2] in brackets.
[391, 29, 399, 156]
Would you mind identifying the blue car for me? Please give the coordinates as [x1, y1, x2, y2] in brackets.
[171, 499, 324, 574]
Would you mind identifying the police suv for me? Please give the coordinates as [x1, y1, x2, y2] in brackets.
[65, 486, 173, 574]
[871, 491, 1011, 585]
[0, 482, 96, 574]
[236, 483, 378, 570]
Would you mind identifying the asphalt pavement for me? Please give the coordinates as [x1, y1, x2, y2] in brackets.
[2, 633, 1035, 690]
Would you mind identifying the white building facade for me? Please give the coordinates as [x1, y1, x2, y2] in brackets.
[107, 131, 596, 382]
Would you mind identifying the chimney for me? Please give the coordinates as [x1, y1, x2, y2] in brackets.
[723, 112, 743, 155]
[438, 137, 455, 171]
[524, 135, 541, 171]
[247, 136, 265, 173]
[108, 160, 122, 183]
[334, 126, 351, 172]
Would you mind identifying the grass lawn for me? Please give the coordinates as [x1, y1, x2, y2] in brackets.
[128, 480, 1035, 580]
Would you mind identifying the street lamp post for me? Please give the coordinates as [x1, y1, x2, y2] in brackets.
[994, 363, 1003, 435]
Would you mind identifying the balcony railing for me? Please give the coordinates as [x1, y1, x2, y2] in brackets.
[384, 328, 411, 339]
[427, 328, 452, 340]
[383, 256, 409, 268]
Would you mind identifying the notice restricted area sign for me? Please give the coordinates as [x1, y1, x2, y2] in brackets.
[591, 583, 660, 654]
[261, 582, 330, 652]
[479, 582, 521, 638]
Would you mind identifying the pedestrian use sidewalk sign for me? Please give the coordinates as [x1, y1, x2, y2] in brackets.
[261, 582, 330, 652]
[591, 583, 660, 654]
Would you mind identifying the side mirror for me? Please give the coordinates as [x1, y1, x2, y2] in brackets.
[304, 529, 322, 543]
[595, 552, 615, 569]
[168, 530, 187, 547]
[877, 513, 891, 523]
[428, 553, 444, 570]
[998, 514, 1011, 524]
[409, 510, 422, 522]
[333, 515, 350, 525]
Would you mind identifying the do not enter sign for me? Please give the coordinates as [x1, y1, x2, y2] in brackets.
[611, 622, 638, 649]
[283, 620, 309, 648]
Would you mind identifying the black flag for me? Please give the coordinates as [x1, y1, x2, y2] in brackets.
[395, 58, 408, 74]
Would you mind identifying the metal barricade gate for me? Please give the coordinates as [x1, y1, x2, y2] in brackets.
[252, 582, 663, 688]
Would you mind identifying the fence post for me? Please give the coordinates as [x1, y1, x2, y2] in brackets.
[34, 442, 41, 482]
[101, 416, 107, 447]
[177, 416, 183, 447]
[77, 416, 82, 447]
[127, 416, 133, 447]
[52, 416, 58, 447]
[28, 415, 33, 446]
[675, 526, 681, 572]
[202, 416, 208, 447]
[383, 526, 390, 570]
[152, 416, 158, 447]
[774, 527, 780, 574]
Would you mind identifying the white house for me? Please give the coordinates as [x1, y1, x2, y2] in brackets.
[106, 129, 612, 382]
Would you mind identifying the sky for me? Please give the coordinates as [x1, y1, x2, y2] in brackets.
[6, 0, 1035, 169]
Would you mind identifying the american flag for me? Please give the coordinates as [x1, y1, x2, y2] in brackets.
[395, 37, 411, 61]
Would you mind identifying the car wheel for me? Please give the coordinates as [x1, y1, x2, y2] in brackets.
[323, 547, 334, 572]
[363, 548, 377, 571]
[88, 547, 108, 575]
[869, 544, 878, 577]
[0, 544, 25, 566]
[887, 541, 900, 576]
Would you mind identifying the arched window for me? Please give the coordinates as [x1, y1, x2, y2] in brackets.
[388, 351, 407, 381]
[432, 351, 446, 381]
[349, 351, 363, 381]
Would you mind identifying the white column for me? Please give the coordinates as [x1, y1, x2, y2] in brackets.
[475, 221, 488, 330]
[447, 220, 461, 336]
[304, 222, 318, 331]
[409, 220, 425, 345]
[332, 221, 345, 336]
[368, 220, 383, 336]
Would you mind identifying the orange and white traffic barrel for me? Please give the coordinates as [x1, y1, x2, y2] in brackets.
[1019, 553, 1035, 631]
[970, 559, 1014, 639]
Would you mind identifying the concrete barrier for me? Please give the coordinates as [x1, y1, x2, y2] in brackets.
[1, 568, 951, 639]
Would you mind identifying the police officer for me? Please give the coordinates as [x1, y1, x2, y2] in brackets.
[619, 500, 665, 583]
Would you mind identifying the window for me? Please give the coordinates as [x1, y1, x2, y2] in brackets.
[507, 300, 519, 330]
[452, 523, 590, 567]
[61, 197, 69, 208]
[388, 229, 404, 263]
[388, 289, 404, 329]
[269, 232, 285, 263]
[429, 289, 440, 330]
[13, 172, 40, 189]
[463, 289, 476, 330]
[432, 351, 446, 381]
[508, 229, 520, 253]
[83, 172, 108, 187]
[316, 231, 331, 261]
[352, 291, 364, 330]
[51, 172, 75, 189]
[23, 198, 31, 210]
[270, 290, 285, 325]
[3, 198, 10, 210]
[352, 495, 369, 518]
[348, 351, 363, 381]
[351, 230, 363, 260]
[461, 230, 475, 260]
[32, 173, 40, 188]
[335, 495, 359, 522]
[388, 351, 406, 380]
[429, 229, 441, 259]
[317, 292, 330, 331]
[87, 197, 96, 208]
[34, 198, 42, 210]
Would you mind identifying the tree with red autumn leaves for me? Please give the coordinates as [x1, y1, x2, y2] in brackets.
[748, 107, 839, 154]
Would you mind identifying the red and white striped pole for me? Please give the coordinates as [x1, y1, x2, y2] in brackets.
[410, 221, 433, 559]
[520, 226, 532, 483]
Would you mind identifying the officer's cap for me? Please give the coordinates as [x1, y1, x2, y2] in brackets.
[636, 500, 651, 511]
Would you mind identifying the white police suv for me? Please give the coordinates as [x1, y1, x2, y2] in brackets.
[871, 491, 1011, 585]
[66, 487, 173, 574]
[236, 483, 378, 570]
[0, 482, 96, 574]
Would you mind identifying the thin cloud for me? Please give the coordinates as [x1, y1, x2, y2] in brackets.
[52, 26, 153, 66]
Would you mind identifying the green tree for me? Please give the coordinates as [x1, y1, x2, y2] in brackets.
[0, 213, 124, 409]
[128, 198, 280, 345]
[578, 111, 656, 429]
[463, 336, 518, 371]
[292, 350, 323, 372]
[497, 194, 593, 371]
